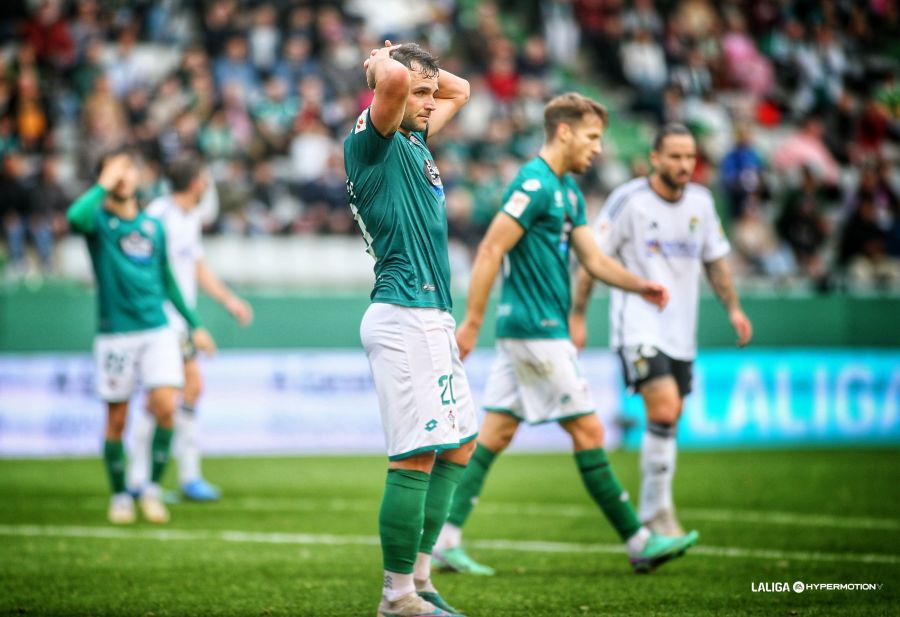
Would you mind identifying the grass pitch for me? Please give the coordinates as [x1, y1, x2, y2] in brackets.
[1, 449, 898, 616]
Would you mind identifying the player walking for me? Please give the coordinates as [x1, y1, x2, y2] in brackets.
[127, 154, 253, 502]
[433, 95, 699, 577]
[571, 123, 753, 536]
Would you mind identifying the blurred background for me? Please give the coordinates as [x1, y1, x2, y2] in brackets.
[0, 0, 898, 456]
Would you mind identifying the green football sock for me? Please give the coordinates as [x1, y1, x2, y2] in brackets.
[103, 440, 127, 494]
[418, 459, 467, 555]
[379, 469, 430, 574]
[150, 425, 175, 484]
[446, 442, 496, 528]
[575, 448, 642, 541]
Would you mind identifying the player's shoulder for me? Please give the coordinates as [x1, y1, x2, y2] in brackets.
[684, 182, 717, 211]
[603, 177, 652, 220]
[137, 209, 165, 236]
[511, 158, 553, 194]
[144, 196, 172, 219]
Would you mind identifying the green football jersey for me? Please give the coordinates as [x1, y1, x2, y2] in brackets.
[67, 185, 199, 334]
[495, 157, 588, 339]
[343, 108, 452, 311]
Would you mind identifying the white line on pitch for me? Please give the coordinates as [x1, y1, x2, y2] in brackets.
[1, 524, 898, 566]
[22, 497, 900, 531]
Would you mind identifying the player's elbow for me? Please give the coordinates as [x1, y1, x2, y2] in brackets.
[456, 78, 471, 103]
[474, 239, 506, 268]
[376, 62, 411, 96]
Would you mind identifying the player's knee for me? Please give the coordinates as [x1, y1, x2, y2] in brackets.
[105, 406, 127, 438]
[647, 402, 681, 425]
[562, 415, 605, 450]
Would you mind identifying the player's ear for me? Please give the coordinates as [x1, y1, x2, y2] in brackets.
[557, 122, 572, 143]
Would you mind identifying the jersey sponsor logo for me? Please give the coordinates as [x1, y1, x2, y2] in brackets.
[119, 231, 154, 263]
[554, 191, 563, 208]
[645, 239, 701, 259]
[354, 110, 367, 133]
[503, 190, 530, 218]
[422, 283, 436, 292]
[521, 178, 541, 191]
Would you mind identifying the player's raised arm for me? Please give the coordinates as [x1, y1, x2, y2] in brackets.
[456, 214, 524, 360]
[425, 69, 470, 137]
[66, 154, 129, 233]
[365, 40, 409, 137]
[571, 226, 669, 310]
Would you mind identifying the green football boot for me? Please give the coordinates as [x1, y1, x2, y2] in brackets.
[432, 546, 495, 576]
[629, 530, 699, 573]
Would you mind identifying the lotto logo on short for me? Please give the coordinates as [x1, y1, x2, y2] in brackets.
[424, 419, 438, 432]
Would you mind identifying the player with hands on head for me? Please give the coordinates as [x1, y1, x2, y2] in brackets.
[67, 148, 215, 525]
[344, 40, 474, 617]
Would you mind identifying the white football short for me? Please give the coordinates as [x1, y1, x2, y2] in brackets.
[360, 303, 478, 461]
[93, 326, 184, 402]
[482, 338, 595, 424]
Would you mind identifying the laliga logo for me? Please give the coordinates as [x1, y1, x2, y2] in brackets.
[793, 581, 805, 593]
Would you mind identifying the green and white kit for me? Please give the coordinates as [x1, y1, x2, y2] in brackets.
[486, 157, 595, 424]
[345, 108, 477, 459]
[67, 184, 202, 401]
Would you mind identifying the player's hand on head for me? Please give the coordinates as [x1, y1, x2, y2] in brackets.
[730, 308, 753, 347]
[192, 327, 217, 357]
[640, 281, 669, 310]
[569, 313, 587, 350]
[97, 154, 128, 190]
[364, 40, 403, 87]
[225, 296, 253, 327]
[455, 320, 479, 361]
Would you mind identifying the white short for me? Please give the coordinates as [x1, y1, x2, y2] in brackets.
[93, 327, 184, 402]
[360, 303, 478, 461]
[483, 338, 595, 425]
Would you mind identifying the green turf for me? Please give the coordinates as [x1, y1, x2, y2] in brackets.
[1, 449, 898, 616]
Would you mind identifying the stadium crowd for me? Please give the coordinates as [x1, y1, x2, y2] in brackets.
[0, 0, 898, 290]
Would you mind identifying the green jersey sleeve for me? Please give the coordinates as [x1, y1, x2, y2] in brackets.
[500, 175, 549, 231]
[345, 107, 394, 165]
[66, 184, 106, 234]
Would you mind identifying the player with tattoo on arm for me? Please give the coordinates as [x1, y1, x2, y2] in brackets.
[571, 124, 753, 537]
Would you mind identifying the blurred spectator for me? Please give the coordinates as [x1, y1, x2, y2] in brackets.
[621, 28, 667, 120]
[732, 203, 795, 278]
[274, 35, 321, 93]
[776, 167, 829, 280]
[248, 4, 280, 71]
[772, 116, 841, 186]
[720, 125, 766, 219]
[838, 193, 899, 288]
[20, 0, 75, 71]
[1, 151, 53, 276]
[9, 69, 52, 153]
[622, 0, 663, 38]
[214, 35, 259, 98]
[106, 26, 148, 99]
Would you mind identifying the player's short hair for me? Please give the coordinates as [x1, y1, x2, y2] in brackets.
[544, 93, 609, 140]
[390, 43, 439, 79]
[94, 146, 137, 179]
[653, 123, 694, 151]
[167, 154, 206, 192]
